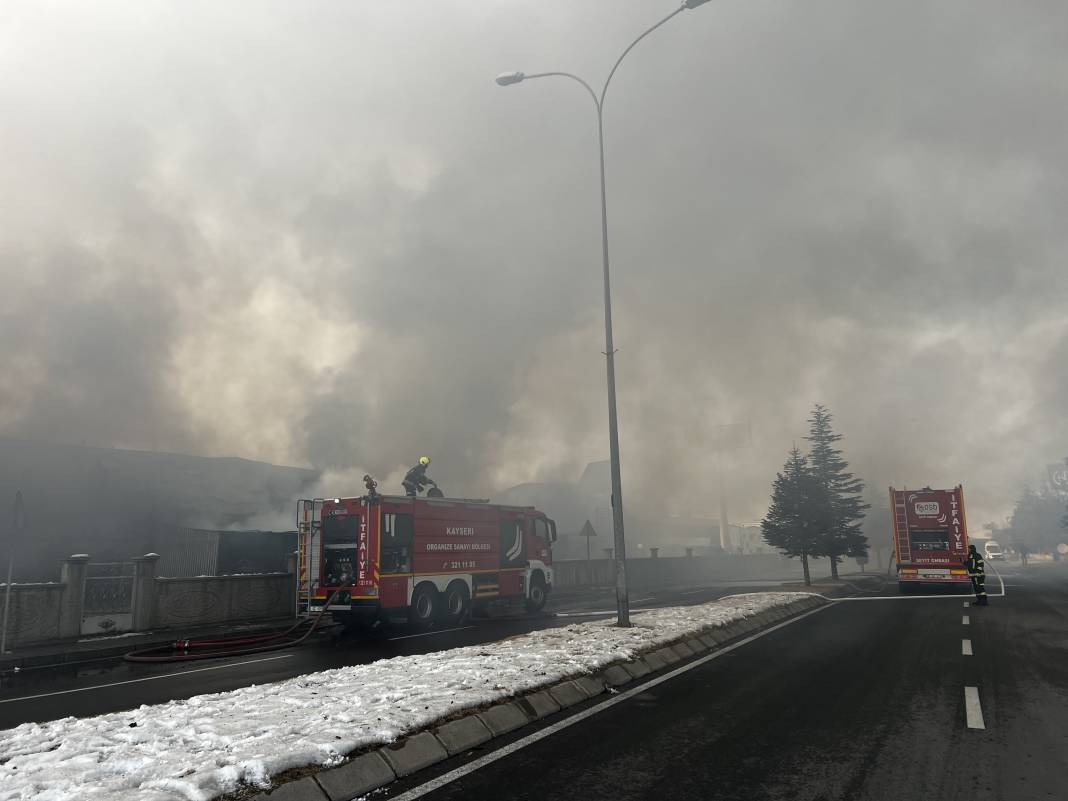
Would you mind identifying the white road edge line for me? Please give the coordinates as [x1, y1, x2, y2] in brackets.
[388, 626, 476, 641]
[830, 595, 963, 601]
[381, 603, 834, 801]
[989, 562, 1006, 596]
[964, 686, 985, 729]
[553, 608, 655, 618]
[962, 639, 972, 656]
[0, 654, 295, 704]
[825, 567, 1008, 603]
[963, 615, 970, 625]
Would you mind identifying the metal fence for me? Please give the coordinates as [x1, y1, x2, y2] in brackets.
[82, 561, 134, 635]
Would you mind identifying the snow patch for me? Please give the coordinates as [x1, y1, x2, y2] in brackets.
[0, 592, 810, 801]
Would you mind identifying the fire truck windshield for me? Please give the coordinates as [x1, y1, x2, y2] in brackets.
[323, 514, 358, 586]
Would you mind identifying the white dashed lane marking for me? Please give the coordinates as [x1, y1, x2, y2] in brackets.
[965, 686, 986, 729]
[962, 639, 972, 656]
[963, 615, 970, 625]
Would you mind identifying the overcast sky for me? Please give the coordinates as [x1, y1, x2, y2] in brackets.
[1, 0, 1066, 526]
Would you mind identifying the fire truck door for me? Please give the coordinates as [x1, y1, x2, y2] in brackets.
[380, 512, 413, 609]
[530, 517, 551, 561]
[500, 518, 526, 569]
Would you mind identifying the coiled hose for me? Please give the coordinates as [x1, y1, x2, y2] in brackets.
[123, 590, 340, 663]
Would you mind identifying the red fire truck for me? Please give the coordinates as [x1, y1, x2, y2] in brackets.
[296, 494, 557, 628]
[889, 485, 972, 592]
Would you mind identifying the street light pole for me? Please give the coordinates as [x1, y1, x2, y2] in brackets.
[496, 1, 711, 627]
[1, 491, 24, 654]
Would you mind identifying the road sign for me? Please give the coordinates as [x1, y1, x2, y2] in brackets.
[1048, 464, 1068, 495]
[580, 520, 597, 538]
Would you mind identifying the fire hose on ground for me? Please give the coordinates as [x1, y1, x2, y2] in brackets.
[123, 590, 341, 663]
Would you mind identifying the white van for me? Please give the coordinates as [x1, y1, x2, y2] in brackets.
[984, 541, 1004, 560]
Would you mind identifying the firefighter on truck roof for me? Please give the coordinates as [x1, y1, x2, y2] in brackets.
[402, 456, 435, 497]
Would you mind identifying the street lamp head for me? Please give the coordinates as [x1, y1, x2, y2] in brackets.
[683, 0, 711, 8]
[495, 71, 526, 87]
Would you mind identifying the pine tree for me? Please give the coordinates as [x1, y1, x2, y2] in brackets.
[805, 404, 870, 579]
[761, 446, 832, 586]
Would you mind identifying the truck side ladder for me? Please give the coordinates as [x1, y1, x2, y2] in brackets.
[892, 494, 911, 565]
[296, 499, 324, 618]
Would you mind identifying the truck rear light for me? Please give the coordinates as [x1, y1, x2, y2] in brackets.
[900, 568, 918, 574]
[950, 569, 967, 575]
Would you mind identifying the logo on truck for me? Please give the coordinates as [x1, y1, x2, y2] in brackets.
[949, 494, 963, 549]
[357, 517, 369, 584]
[914, 501, 939, 516]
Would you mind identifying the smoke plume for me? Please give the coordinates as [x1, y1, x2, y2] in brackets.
[2, 0, 1066, 529]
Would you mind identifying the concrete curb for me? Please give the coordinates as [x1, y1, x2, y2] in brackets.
[549, 680, 589, 709]
[315, 752, 394, 801]
[477, 702, 532, 736]
[434, 716, 493, 756]
[246, 596, 827, 801]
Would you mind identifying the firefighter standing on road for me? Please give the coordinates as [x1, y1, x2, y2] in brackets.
[966, 544, 988, 605]
[402, 456, 434, 497]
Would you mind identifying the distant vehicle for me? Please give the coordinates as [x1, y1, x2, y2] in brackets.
[983, 540, 1004, 560]
[296, 494, 557, 630]
[889, 485, 972, 593]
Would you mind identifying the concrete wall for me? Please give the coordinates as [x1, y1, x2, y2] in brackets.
[1, 554, 296, 653]
[553, 554, 798, 589]
[152, 573, 294, 629]
[552, 552, 870, 590]
[0, 583, 67, 647]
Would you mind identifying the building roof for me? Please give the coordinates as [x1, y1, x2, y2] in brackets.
[577, 460, 610, 494]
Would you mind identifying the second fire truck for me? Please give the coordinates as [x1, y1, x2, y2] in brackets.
[889, 485, 972, 592]
[296, 492, 557, 629]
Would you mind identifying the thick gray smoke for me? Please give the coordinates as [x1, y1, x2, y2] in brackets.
[1, 0, 1066, 527]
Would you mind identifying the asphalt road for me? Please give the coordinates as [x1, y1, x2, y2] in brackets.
[0, 578, 792, 728]
[377, 564, 1068, 801]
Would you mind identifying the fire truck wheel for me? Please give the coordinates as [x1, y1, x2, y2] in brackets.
[525, 574, 547, 613]
[440, 580, 471, 625]
[409, 584, 439, 630]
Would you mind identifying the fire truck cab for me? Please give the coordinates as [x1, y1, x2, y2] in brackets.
[296, 494, 556, 629]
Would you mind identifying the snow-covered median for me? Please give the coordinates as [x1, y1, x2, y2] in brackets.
[0, 592, 812, 801]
